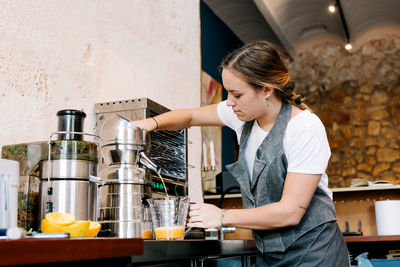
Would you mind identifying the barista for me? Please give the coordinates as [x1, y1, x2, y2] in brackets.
[134, 41, 350, 266]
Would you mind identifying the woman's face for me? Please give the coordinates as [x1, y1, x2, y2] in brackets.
[222, 68, 269, 121]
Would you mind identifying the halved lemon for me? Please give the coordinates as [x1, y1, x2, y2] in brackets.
[45, 212, 75, 226]
[41, 219, 62, 233]
[62, 220, 90, 238]
[85, 221, 101, 237]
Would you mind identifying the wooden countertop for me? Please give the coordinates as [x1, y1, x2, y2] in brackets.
[0, 237, 143, 266]
[2, 235, 398, 266]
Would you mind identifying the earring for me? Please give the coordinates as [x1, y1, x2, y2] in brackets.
[265, 97, 270, 108]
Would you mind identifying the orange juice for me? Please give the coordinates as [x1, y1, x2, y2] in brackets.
[154, 227, 185, 240]
[142, 230, 153, 239]
[156, 171, 169, 197]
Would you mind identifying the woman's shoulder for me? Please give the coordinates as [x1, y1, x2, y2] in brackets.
[290, 105, 303, 119]
[288, 108, 326, 133]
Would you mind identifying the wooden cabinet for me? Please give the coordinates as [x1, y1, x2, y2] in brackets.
[332, 185, 400, 236]
[204, 185, 400, 240]
[344, 235, 400, 261]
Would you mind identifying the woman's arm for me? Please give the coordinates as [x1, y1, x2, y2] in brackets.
[188, 172, 321, 230]
[133, 103, 225, 131]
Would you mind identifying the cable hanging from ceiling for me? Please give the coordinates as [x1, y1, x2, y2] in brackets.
[328, 0, 352, 50]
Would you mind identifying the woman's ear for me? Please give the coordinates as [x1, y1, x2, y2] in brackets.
[263, 86, 274, 97]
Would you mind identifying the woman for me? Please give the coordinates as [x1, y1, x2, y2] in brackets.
[134, 41, 350, 266]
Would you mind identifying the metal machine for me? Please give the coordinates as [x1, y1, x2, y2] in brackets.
[95, 98, 188, 197]
[94, 98, 188, 238]
[38, 110, 99, 222]
[96, 114, 155, 237]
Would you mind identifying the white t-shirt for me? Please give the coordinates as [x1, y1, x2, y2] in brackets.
[217, 100, 332, 199]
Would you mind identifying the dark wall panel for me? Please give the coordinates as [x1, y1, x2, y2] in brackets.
[200, 0, 243, 170]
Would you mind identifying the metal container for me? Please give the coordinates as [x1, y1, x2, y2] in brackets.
[40, 180, 97, 221]
[101, 144, 157, 172]
[97, 115, 156, 238]
[99, 164, 151, 185]
[100, 114, 147, 147]
[56, 109, 86, 141]
[39, 158, 98, 221]
[40, 160, 97, 180]
[37, 109, 99, 226]
[98, 183, 152, 238]
[95, 98, 188, 197]
[97, 165, 153, 238]
[101, 144, 141, 165]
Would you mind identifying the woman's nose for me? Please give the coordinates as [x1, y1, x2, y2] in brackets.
[226, 96, 235, 107]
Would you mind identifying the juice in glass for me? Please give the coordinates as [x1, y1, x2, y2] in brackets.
[142, 230, 153, 239]
[154, 226, 185, 240]
[148, 196, 189, 240]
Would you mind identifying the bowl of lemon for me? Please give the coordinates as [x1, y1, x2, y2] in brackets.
[41, 212, 101, 238]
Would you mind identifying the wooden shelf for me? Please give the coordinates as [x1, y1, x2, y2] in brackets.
[344, 235, 400, 243]
[331, 185, 400, 192]
[204, 185, 400, 199]
[203, 193, 241, 200]
[0, 238, 143, 266]
[205, 187, 400, 238]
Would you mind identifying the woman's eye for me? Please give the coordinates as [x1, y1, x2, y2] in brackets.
[233, 95, 241, 99]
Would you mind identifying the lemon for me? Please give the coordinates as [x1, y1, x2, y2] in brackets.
[85, 221, 101, 237]
[45, 212, 75, 226]
[41, 219, 62, 233]
[62, 220, 90, 238]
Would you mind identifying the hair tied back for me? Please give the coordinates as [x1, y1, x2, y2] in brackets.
[283, 81, 295, 92]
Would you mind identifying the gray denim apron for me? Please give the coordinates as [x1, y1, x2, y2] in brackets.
[225, 102, 350, 266]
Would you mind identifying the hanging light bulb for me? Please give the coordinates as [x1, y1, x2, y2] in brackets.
[328, 4, 336, 13]
[345, 43, 352, 50]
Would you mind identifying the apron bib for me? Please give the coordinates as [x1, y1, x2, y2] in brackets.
[225, 102, 349, 266]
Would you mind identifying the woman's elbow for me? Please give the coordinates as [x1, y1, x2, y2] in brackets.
[280, 208, 305, 227]
[285, 214, 303, 227]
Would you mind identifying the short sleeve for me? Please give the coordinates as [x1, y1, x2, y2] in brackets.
[285, 113, 331, 174]
[217, 100, 245, 131]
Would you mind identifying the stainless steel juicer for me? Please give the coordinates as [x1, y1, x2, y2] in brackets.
[97, 115, 157, 238]
[39, 110, 100, 222]
[95, 98, 188, 197]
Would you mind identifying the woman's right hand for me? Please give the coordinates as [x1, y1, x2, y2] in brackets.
[132, 118, 158, 131]
[132, 104, 224, 132]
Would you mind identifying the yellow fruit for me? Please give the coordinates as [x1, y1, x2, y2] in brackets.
[45, 212, 75, 226]
[62, 220, 90, 238]
[41, 219, 62, 233]
[85, 221, 101, 237]
[142, 230, 153, 239]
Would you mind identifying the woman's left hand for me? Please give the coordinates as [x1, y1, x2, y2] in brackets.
[187, 202, 221, 228]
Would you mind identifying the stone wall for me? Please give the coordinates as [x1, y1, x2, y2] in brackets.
[288, 35, 400, 187]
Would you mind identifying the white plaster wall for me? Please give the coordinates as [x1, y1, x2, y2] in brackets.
[0, 0, 203, 201]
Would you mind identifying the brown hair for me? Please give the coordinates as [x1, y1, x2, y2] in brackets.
[221, 41, 309, 110]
